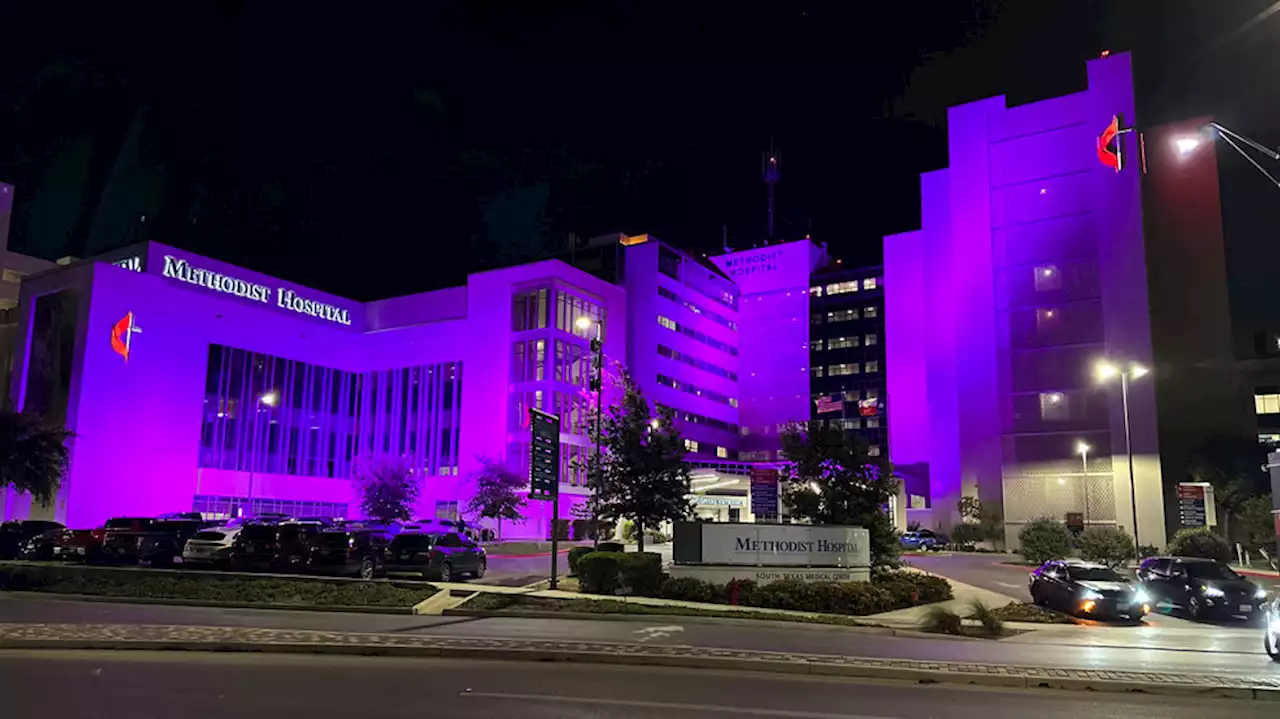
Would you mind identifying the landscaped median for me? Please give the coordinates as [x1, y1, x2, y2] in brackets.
[0, 562, 437, 612]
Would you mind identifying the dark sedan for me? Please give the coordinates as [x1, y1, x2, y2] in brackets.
[1137, 556, 1266, 620]
[0, 520, 65, 559]
[1029, 559, 1151, 620]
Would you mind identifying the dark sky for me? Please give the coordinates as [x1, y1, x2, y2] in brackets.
[1, 1, 1277, 304]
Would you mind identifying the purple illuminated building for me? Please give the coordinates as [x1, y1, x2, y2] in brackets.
[885, 52, 1236, 547]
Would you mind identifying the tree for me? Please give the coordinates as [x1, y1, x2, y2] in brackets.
[1238, 495, 1276, 555]
[466, 456, 527, 540]
[1187, 435, 1270, 541]
[1017, 518, 1074, 564]
[1077, 526, 1136, 568]
[956, 497, 1004, 544]
[594, 373, 692, 552]
[0, 409, 71, 505]
[778, 422, 901, 567]
[1167, 527, 1232, 562]
[354, 457, 420, 523]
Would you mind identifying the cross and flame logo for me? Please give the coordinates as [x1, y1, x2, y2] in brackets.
[110, 312, 142, 361]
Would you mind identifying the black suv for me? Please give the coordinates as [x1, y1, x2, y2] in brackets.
[100, 518, 208, 566]
[0, 520, 65, 559]
[383, 531, 487, 582]
[1138, 556, 1266, 620]
[308, 529, 392, 579]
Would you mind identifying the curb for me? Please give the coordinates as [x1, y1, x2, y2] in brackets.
[0, 592, 414, 615]
[445, 608, 899, 635]
[2, 635, 1276, 700]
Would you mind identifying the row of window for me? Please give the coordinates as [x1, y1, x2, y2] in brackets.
[192, 495, 351, 521]
[657, 344, 737, 382]
[681, 438, 732, 459]
[811, 389, 881, 402]
[657, 315, 739, 356]
[656, 373, 739, 408]
[826, 417, 882, 429]
[512, 339, 598, 389]
[657, 286, 737, 331]
[512, 287, 607, 339]
[812, 362, 879, 377]
[812, 306, 879, 324]
[810, 335, 877, 351]
[659, 246, 739, 311]
[1256, 394, 1280, 415]
[661, 405, 740, 435]
[809, 278, 879, 297]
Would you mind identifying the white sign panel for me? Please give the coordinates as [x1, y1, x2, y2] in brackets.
[700, 524, 869, 568]
[160, 255, 353, 326]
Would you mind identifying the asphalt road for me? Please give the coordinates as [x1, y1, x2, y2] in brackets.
[3, 593, 1278, 678]
[1, 651, 1271, 719]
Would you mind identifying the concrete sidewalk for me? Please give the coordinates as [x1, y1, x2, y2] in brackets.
[2, 621, 1277, 699]
[861, 569, 1021, 625]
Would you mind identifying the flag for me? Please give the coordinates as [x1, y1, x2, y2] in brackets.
[858, 399, 879, 417]
[816, 396, 843, 414]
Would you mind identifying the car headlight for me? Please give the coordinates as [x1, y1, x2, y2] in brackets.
[1203, 585, 1225, 598]
[1132, 589, 1151, 604]
[1256, 588, 1268, 600]
[1081, 589, 1104, 600]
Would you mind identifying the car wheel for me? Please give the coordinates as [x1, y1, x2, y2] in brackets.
[438, 562, 452, 583]
[1187, 596, 1203, 620]
[473, 558, 486, 579]
[358, 557, 375, 580]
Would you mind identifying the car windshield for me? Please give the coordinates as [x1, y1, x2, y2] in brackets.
[239, 525, 276, 540]
[105, 518, 149, 529]
[1185, 563, 1240, 580]
[393, 533, 439, 549]
[1068, 567, 1124, 582]
[191, 531, 227, 541]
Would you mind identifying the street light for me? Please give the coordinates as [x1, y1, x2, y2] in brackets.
[1076, 441, 1091, 525]
[576, 316, 605, 548]
[245, 390, 279, 517]
[1177, 122, 1280, 190]
[1094, 360, 1148, 548]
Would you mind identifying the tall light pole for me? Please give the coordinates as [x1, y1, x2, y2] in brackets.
[1095, 360, 1149, 549]
[1174, 122, 1279, 190]
[575, 316, 605, 548]
[246, 389, 279, 517]
[1076, 440, 1091, 526]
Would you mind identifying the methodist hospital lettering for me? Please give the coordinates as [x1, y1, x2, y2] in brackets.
[161, 255, 353, 326]
[734, 537, 860, 553]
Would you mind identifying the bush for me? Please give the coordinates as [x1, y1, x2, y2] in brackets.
[1167, 527, 1231, 562]
[920, 605, 963, 635]
[576, 551, 627, 595]
[567, 546, 595, 576]
[659, 576, 718, 603]
[618, 552, 664, 596]
[598, 541, 625, 553]
[1018, 518, 1074, 564]
[1077, 526, 1136, 568]
[722, 578, 757, 605]
[967, 599, 1004, 637]
[950, 523, 986, 547]
[872, 569, 953, 605]
[643, 529, 671, 545]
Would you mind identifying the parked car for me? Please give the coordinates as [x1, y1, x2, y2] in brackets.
[270, 522, 329, 572]
[227, 523, 285, 571]
[182, 526, 242, 569]
[1029, 559, 1150, 620]
[383, 531, 487, 581]
[19, 528, 64, 560]
[1138, 556, 1266, 620]
[899, 529, 942, 551]
[1264, 597, 1280, 661]
[52, 529, 97, 561]
[0, 520, 65, 559]
[307, 528, 392, 579]
[100, 518, 208, 566]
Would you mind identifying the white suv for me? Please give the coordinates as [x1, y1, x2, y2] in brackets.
[181, 526, 240, 568]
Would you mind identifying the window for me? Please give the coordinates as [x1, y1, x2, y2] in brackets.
[842, 391, 858, 402]
[827, 337, 858, 350]
[810, 340, 824, 351]
[435, 501, 459, 521]
[839, 418, 859, 430]
[1034, 265, 1062, 291]
[658, 286, 737, 331]
[864, 389, 879, 400]
[811, 366, 824, 378]
[1039, 391, 1070, 420]
[657, 344, 737, 381]
[862, 277, 877, 290]
[825, 281, 859, 296]
[658, 245, 683, 281]
[811, 313, 824, 325]
[716, 446, 728, 459]
[864, 334, 878, 346]
[656, 374, 738, 408]
[684, 439, 699, 452]
[512, 288, 549, 331]
[868, 445, 882, 457]
[555, 291, 605, 339]
[865, 417, 880, 429]
[662, 405, 739, 434]
[864, 361, 879, 373]
[828, 363, 859, 376]
[828, 309, 858, 323]
[658, 315, 678, 331]
[1256, 394, 1280, 415]
[809, 286, 823, 297]
[1036, 308, 1059, 332]
[863, 305, 878, 319]
[656, 316, 738, 356]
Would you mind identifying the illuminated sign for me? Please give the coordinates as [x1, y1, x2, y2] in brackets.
[112, 256, 143, 272]
[1097, 114, 1131, 173]
[160, 255, 353, 326]
[721, 249, 783, 278]
[110, 312, 141, 361]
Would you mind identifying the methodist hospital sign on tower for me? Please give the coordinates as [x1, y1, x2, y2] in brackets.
[161, 255, 354, 326]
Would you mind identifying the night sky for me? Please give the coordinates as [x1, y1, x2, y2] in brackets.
[2, 1, 1277, 311]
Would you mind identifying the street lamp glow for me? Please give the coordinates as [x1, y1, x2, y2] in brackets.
[1130, 364, 1149, 379]
[649, 418, 660, 429]
[1094, 361, 1119, 382]
[1076, 441, 1090, 456]
[1175, 137, 1202, 156]
[259, 390, 280, 407]
[574, 316, 592, 331]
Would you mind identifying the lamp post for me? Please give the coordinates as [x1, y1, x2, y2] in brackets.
[1094, 361, 1149, 549]
[1076, 440, 1091, 526]
[246, 390, 279, 517]
[575, 316, 605, 548]
[1174, 122, 1280, 190]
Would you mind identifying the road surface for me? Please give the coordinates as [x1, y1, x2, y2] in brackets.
[1, 650, 1270, 718]
[2, 593, 1277, 678]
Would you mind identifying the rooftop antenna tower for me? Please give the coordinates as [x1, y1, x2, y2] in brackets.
[762, 139, 780, 244]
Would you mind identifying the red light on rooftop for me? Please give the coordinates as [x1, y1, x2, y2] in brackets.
[1100, 49, 1111, 57]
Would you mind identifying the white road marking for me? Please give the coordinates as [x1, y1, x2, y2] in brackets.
[460, 691, 893, 718]
[994, 581, 1022, 590]
[633, 625, 685, 642]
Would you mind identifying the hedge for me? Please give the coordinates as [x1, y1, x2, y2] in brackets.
[655, 570, 953, 616]
[1167, 527, 1231, 562]
[0, 564, 435, 607]
[567, 546, 595, 576]
[576, 551, 627, 594]
[576, 550, 663, 595]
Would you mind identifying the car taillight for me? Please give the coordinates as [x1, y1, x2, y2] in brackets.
[430, 549, 443, 560]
